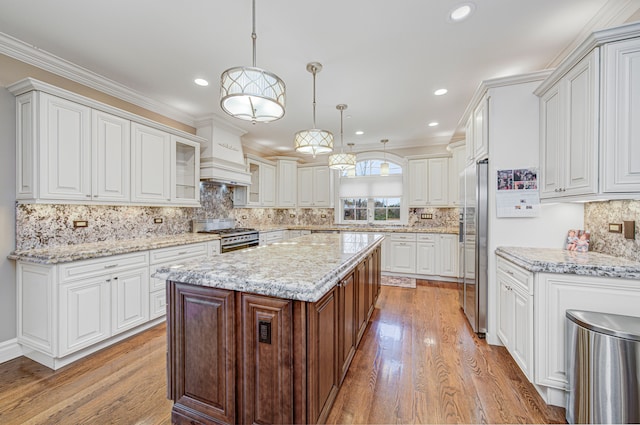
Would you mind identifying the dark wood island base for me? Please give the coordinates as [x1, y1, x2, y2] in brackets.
[166, 245, 381, 425]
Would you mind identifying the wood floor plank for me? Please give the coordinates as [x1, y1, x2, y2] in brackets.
[0, 281, 565, 424]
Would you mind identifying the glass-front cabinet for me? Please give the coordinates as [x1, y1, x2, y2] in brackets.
[172, 136, 200, 205]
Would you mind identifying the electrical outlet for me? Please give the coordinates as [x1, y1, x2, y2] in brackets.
[242, 215, 247, 219]
[73, 220, 88, 228]
[420, 213, 433, 220]
[289, 214, 295, 218]
[268, 214, 271, 218]
[153, 217, 163, 224]
[624, 221, 636, 240]
[321, 214, 327, 218]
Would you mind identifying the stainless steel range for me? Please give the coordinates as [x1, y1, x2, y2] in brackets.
[192, 219, 259, 253]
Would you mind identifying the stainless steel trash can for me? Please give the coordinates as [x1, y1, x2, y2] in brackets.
[566, 310, 640, 424]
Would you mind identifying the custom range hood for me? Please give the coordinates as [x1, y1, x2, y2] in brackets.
[195, 117, 251, 186]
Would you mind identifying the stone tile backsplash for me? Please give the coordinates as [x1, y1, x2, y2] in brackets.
[16, 182, 461, 250]
[584, 200, 640, 262]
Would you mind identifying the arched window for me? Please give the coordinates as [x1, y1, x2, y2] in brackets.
[341, 159, 403, 177]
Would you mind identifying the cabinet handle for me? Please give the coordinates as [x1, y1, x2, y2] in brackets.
[167, 198, 171, 201]
[104, 264, 118, 269]
[106, 278, 111, 282]
[178, 251, 187, 255]
[86, 194, 91, 197]
[114, 277, 118, 280]
[505, 270, 514, 276]
[94, 195, 98, 198]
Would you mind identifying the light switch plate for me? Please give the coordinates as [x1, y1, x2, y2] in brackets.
[153, 217, 163, 224]
[73, 220, 88, 228]
[608, 223, 622, 233]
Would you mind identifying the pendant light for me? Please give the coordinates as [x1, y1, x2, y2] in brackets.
[220, 0, 286, 123]
[346, 143, 357, 177]
[328, 104, 356, 170]
[380, 139, 390, 176]
[294, 62, 334, 157]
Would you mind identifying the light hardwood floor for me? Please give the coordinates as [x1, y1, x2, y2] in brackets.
[0, 281, 565, 424]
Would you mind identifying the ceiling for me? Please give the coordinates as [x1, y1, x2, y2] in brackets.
[1, 0, 639, 159]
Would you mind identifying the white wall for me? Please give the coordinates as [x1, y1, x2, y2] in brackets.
[485, 81, 584, 345]
[0, 88, 17, 348]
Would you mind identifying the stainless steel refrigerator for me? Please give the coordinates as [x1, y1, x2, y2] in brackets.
[459, 159, 488, 337]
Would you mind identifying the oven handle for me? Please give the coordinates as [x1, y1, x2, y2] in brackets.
[221, 240, 260, 253]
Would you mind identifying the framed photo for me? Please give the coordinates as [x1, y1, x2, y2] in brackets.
[565, 229, 590, 252]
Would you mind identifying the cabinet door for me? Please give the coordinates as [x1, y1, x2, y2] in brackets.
[313, 166, 332, 207]
[167, 283, 236, 425]
[416, 242, 436, 275]
[539, 84, 563, 198]
[131, 123, 171, 203]
[496, 273, 512, 348]
[261, 163, 276, 206]
[465, 116, 474, 164]
[92, 110, 130, 202]
[297, 167, 314, 207]
[239, 294, 292, 425]
[437, 235, 458, 277]
[59, 277, 110, 357]
[449, 147, 465, 206]
[247, 160, 261, 206]
[172, 136, 200, 204]
[277, 160, 297, 207]
[562, 49, 599, 197]
[339, 271, 356, 384]
[40, 93, 91, 200]
[308, 287, 339, 424]
[387, 241, 417, 274]
[602, 39, 640, 192]
[427, 158, 449, 206]
[408, 159, 428, 206]
[473, 97, 489, 161]
[512, 287, 533, 380]
[111, 268, 149, 335]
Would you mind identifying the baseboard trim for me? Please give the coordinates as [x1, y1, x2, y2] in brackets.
[0, 338, 23, 365]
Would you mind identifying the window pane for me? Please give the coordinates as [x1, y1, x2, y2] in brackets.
[388, 208, 401, 220]
[344, 208, 354, 220]
[374, 208, 386, 220]
[356, 209, 368, 221]
[387, 198, 401, 208]
[356, 198, 368, 208]
[344, 198, 354, 207]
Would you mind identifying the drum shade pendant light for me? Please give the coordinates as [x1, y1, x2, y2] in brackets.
[328, 104, 356, 170]
[380, 139, 390, 176]
[294, 62, 334, 157]
[346, 143, 357, 177]
[220, 0, 285, 123]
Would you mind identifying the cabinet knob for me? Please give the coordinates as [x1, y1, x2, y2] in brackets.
[104, 264, 118, 269]
[106, 279, 111, 282]
[86, 194, 91, 197]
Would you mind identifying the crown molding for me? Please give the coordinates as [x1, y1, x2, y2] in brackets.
[0, 31, 196, 126]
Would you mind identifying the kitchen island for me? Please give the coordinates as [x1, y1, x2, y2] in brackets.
[154, 232, 384, 425]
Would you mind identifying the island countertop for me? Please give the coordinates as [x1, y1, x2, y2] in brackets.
[496, 246, 640, 279]
[154, 232, 384, 302]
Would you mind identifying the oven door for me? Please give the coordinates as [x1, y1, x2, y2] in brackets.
[221, 239, 259, 253]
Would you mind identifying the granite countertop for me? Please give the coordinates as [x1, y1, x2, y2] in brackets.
[255, 224, 459, 234]
[153, 232, 384, 302]
[9, 233, 221, 265]
[496, 246, 640, 280]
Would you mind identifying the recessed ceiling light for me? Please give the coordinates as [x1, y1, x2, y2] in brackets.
[449, 2, 475, 22]
[428, 122, 439, 127]
[355, 131, 364, 135]
[194, 78, 209, 86]
[434, 88, 448, 96]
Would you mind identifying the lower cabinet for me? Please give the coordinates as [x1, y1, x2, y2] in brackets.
[111, 268, 149, 335]
[166, 246, 381, 425]
[385, 232, 459, 279]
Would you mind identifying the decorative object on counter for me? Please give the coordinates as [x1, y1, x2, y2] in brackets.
[565, 229, 590, 252]
[328, 104, 356, 170]
[380, 139, 390, 176]
[220, 0, 285, 123]
[380, 275, 416, 288]
[294, 62, 334, 157]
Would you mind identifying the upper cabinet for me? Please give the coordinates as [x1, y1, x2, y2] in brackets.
[275, 157, 298, 208]
[233, 156, 276, 207]
[408, 157, 449, 207]
[465, 96, 489, 165]
[10, 79, 202, 207]
[535, 22, 640, 201]
[298, 165, 333, 207]
[448, 144, 466, 207]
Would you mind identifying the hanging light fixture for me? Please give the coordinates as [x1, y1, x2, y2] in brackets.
[220, 0, 285, 123]
[380, 139, 390, 176]
[294, 62, 334, 157]
[346, 143, 357, 177]
[328, 104, 356, 170]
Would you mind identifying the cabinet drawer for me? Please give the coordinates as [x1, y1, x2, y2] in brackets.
[417, 234, 436, 242]
[149, 290, 167, 319]
[149, 243, 207, 265]
[264, 231, 284, 243]
[59, 252, 149, 283]
[497, 257, 533, 294]
[390, 233, 417, 242]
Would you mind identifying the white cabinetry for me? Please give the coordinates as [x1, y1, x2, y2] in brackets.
[10, 78, 202, 207]
[496, 257, 533, 380]
[92, 110, 130, 202]
[259, 230, 284, 246]
[234, 156, 276, 207]
[535, 24, 640, 200]
[111, 268, 149, 335]
[275, 157, 298, 207]
[298, 166, 333, 207]
[437, 234, 459, 277]
[448, 144, 465, 206]
[602, 38, 640, 192]
[386, 234, 417, 274]
[408, 158, 449, 207]
[539, 50, 599, 199]
[472, 97, 489, 161]
[416, 234, 435, 275]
